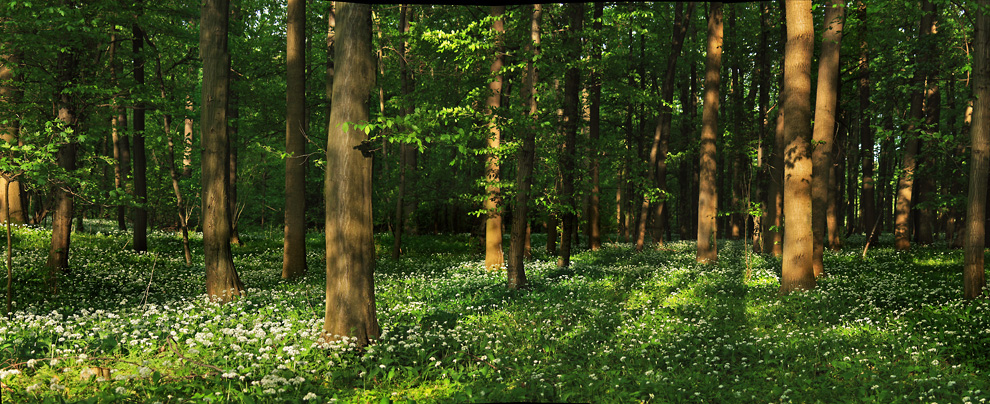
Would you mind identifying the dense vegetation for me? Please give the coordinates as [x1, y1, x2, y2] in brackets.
[1, 223, 989, 403]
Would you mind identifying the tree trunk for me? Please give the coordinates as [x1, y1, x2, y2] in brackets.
[697, 3, 723, 263]
[964, 0, 989, 299]
[587, 2, 603, 252]
[810, 0, 844, 276]
[779, 0, 816, 295]
[828, 107, 845, 249]
[392, 4, 415, 260]
[46, 49, 80, 293]
[558, 3, 583, 268]
[200, 0, 245, 303]
[508, 3, 541, 289]
[858, 1, 877, 244]
[483, 5, 505, 272]
[282, 0, 308, 278]
[133, 20, 148, 252]
[915, 0, 939, 245]
[754, 1, 770, 253]
[323, 2, 379, 346]
[110, 32, 130, 232]
[635, 2, 692, 251]
[0, 52, 25, 225]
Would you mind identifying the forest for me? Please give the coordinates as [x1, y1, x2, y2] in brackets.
[1, 0, 990, 402]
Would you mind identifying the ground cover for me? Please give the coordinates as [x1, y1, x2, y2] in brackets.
[0, 221, 988, 403]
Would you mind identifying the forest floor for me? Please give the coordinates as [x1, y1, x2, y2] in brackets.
[0, 220, 989, 403]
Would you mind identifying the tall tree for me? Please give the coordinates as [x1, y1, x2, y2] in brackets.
[558, 2, 583, 268]
[282, 0, 307, 278]
[964, 0, 989, 299]
[507, 3, 542, 290]
[587, 2, 603, 251]
[110, 31, 131, 231]
[894, 0, 935, 250]
[0, 52, 25, 224]
[483, 5, 505, 272]
[132, 17, 148, 252]
[323, 1, 379, 346]
[810, 0, 845, 276]
[780, 0, 816, 295]
[858, 1, 877, 243]
[45, 45, 80, 293]
[697, 2, 723, 264]
[392, 4, 416, 259]
[200, 0, 245, 302]
[636, 2, 693, 251]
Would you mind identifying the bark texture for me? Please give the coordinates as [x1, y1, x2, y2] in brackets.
[697, 2, 723, 264]
[810, 0, 844, 276]
[483, 6, 505, 271]
[282, 0, 307, 278]
[780, 0, 817, 295]
[200, 0, 245, 303]
[964, 0, 989, 299]
[323, 2, 380, 346]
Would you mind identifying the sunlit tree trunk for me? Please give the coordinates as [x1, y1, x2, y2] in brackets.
[133, 19, 148, 252]
[45, 48, 80, 293]
[964, 0, 989, 299]
[483, 5, 505, 272]
[810, 0, 844, 276]
[323, 2, 379, 346]
[0, 52, 25, 225]
[697, 2, 723, 264]
[507, 3, 541, 290]
[779, 0, 816, 295]
[282, 0, 307, 278]
[200, 0, 245, 303]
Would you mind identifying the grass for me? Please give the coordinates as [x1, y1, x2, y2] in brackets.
[1, 221, 989, 403]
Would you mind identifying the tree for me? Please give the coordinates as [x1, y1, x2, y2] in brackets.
[811, 0, 845, 276]
[697, 2, 723, 264]
[45, 46, 79, 293]
[200, 0, 245, 303]
[507, 3, 542, 290]
[636, 2, 693, 252]
[858, 1, 877, 244]
[323, 1, 379, 346]
[587, 2, 603, 252]
[780, 0, 816, 295]
[0, 52, 26, 225]
[282, 0, 307, 279]
[558, 2, 583, 269]
[133, 17, 149, 252]
[391, 4, 416, 260]
[964, 0, 989, 299]
[484, 5, 505, 272]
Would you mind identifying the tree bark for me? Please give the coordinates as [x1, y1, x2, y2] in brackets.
[483, 5, 505, 272]
[0, 52, 25, 225]
[635, 2, 692, 251]
[964, 0, 989, 299]
[391, 4, 416, 260]
[200, 0, 245, 303]
[779, 0, 816, 295]
[282, 0, 307, 278]
[810, 0, 844, 276]
[110, 32, 130, 232]
[915, 0, 939, 245]
[697, 2, 723, 264]
[587, 2, 603, 252]
[133, 19, 148, 252]
[507, 3, 541, 290]
[557, 3, 583, 268]
[858, 1, 877, 244]
[323, 2, 379, 346]
[754, 1, 770, 253]
[45, 48, 79, 293]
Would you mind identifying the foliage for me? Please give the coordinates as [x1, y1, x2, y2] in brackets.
[2, 224, 989, 403]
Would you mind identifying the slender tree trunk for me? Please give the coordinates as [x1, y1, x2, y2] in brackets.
[152, 50, 193, 266]
[779, 0, 816, 295]
[587, 2, 603, 251]
[858, 1, 876, 243]
[200, 0, 245, 303]
[828, 107, 845, 249]
[323, 2, 380, 345]
[392, 4, 417, 259]
[508, 3, 541, 289]
[0, 54, 24, 225]
[635, 2, 692, 251]
[754, 1, 770, 253]
[697, 2, 723, 264]
[110, 32, 130, 232]
[133, 20, 148, 252]
[915, 0, 939, 245]
[558, 3, 583, 268]
[483, 5, 505, 271]
[810, 0, 844, 276]
[46, 48, 80, 293]
[282, 0, 308, 278]
[964, 0, 989, 299]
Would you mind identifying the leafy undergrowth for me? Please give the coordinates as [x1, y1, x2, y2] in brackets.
[1, 222, 989, 403]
